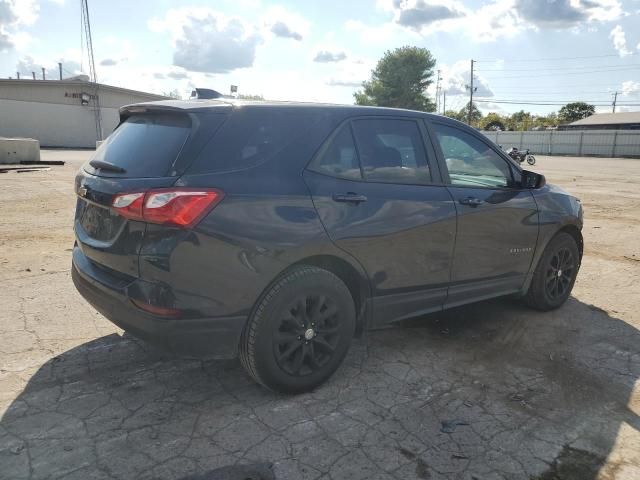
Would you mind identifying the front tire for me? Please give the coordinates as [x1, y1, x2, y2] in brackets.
[527, 155, 536, 165]
[239, 266, 356, 394]
[524, 232, 580, 311]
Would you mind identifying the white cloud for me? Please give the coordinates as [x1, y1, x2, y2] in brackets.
[438, 60, 493, 98]
[263, 6, 309, 41]
[314, 50, 347, 63]
[393, 0, 466, 31]
[149, 7, 262, 74]
[324, 58, 373, 89]
[149, 5, 311, 73]
[355, 0, 626, 43]
[16, 54, 82, 80]
[345, 19, 419, 45]
[514, 0, 624, 28]
[621, 80, 640, 96]
[610, 25, 632, 56]
[0, 0, 38, 51]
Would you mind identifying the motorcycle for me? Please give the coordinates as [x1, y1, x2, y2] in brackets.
[505, 147, 536, 166]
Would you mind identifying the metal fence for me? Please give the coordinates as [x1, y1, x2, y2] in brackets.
[481, 129, 640, 158]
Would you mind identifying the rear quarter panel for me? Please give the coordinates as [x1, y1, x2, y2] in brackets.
[138, 111, 371, 319]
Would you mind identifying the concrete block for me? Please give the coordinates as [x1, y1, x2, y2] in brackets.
[0, 137, 41, 164]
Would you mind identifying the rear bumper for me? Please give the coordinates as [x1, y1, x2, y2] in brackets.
[71, 247, 246, 358]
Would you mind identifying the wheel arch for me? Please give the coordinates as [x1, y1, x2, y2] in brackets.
[292, 254, 370, 335]
[557, 224, 584, 260]
[522, 222, 583, 295]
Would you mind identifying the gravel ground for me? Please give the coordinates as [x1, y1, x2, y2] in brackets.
[0, 151, 638, 480]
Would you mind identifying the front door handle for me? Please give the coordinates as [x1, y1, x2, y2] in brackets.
[332, 192, 368, 204]
[459, 197, 484, 207]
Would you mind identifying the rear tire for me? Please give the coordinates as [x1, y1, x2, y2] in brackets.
[524, 232, 579, 311]
[527, 155, 536, 165]
[239, 266, 356, 394]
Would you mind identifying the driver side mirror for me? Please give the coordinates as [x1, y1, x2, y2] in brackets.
[522, 170, 546, 189]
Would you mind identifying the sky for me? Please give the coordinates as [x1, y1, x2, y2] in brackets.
[1, 0, 640, 116]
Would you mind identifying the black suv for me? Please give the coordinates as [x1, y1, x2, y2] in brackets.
[72, 100, 583, 393]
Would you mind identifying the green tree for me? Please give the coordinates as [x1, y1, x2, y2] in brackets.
[558, 102, 595, 123]
[443, 110, 464, 121]
[480, 112, 506, 131]
[508, 110, 533, 131]
[162, 89, 182, 100]
[237, 93, 265, 100]
[354, 46, 436, 112]
[459, 102, 482, 126]
[544, 111, 558, 127]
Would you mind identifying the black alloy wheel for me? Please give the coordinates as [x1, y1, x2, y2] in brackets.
[545, 247, 575, 300]
[273, 295, 341, 376]
[524, 232, 580, 311]
[239, 265, 355, 393]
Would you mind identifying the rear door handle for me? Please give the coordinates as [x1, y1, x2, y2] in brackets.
[459, 197, 484, 207]
[332, 193, 368, 204]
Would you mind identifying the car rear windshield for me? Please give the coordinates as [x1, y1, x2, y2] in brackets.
[88, 113, 191, 178]
[189, 107, 325, 173]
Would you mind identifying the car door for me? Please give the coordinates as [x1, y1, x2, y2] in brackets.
[426, 120, 539, 307]
[303, 116, 457, 325]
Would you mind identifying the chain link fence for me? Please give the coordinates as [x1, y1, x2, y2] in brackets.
[481, 130, 640, 158]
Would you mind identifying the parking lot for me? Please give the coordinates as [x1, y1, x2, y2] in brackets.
[0, 151, 638, 480]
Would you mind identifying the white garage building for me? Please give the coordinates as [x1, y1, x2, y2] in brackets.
[0, 77, 166, 148]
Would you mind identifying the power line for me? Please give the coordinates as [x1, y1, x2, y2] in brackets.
[475, 96, 628, 102]
[475, 88, 622, 93]
[474, 99, 640, 106]
[476, 66, 640, 79]
[483, 81, 638, 87]
[477, 62, 640, 72]
[475, 52, 637, 63]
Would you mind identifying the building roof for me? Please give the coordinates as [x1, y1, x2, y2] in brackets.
[0, 78, 166, 100]
[570, 111, 640, 126]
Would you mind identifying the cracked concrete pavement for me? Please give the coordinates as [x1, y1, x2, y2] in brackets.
[0, 151, 639, 479]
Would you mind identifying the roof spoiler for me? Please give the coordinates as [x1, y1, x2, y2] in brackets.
[190, 88, 224, 99]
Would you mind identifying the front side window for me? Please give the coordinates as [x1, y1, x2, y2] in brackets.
[351, 118, 432, 184]
[432, 123, 512, 188]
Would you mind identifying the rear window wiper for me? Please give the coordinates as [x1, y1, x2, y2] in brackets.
[89, 159, 126, 173]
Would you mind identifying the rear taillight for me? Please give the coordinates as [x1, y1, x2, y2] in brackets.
[112, 188, 224, 228]
[130, 299, 182, 317]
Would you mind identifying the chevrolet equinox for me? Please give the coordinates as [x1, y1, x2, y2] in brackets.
[72, 100, 583, 393]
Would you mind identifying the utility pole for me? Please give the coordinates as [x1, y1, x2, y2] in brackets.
[32, 71, 35, 80]
[612, 91, 618, 113]
[16, 72, 20, 79]
[466, 59, 477, 126]
[41, 67, 45, 80]
[443, 91, 446, 114]
[58, 62, 62, 80]
[81, 0, 103, 141]
[435, 70, 442, 113]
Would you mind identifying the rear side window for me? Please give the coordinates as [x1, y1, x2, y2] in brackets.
[311, 125, 362, 180]
[191, 108, 324, 173]
[90, 114, 191, 177]
[351, 119, 432, 184]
